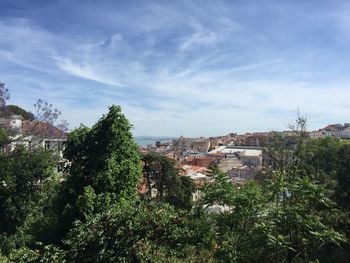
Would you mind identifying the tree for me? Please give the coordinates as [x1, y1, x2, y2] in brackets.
[0, 83, 68, 255]
[263, 171, 345, 263]
[0, 84, 68, 151]
[263, 113, 309, 173]
[202, 172, 268, 262]
[6, 105, 34, 121]
[298, 137, 343, 181]
[284, 136, 350, 261]
[56, 105, 143, 236]
[33, 99, 68, 133]
[0, 146, 58, 253]
[0, 82, 10, 110]
[260, 115, 347, 262]
[142, 152, 195, 209]
[199, 115, 347, 262]
[334, 143, 350, 210]
[64, 199, 207, 263]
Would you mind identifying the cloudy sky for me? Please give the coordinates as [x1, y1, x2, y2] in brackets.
[1, 0, 350, 136]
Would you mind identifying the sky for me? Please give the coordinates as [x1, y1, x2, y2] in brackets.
[1, 0, 350, 137]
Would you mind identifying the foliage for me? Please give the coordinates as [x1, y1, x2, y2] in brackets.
[201, 114, 348, 262]
[295, 137, 350, 260]
[33, 100, 60, 124]
[0, 128, 7, 148]
[6, 105, 34, 121]
[297, 137, 343, 183]
[142, 152, 195, 209]
[5, 245, 66, 263]
[0, 146, 58, 253]
[263, 171, 346, 263]
[64, 199, 202, 262]
[202, 173, 269, 262]
[1, 103, 350, 262]
[56, 105, 143, 236]
[202, 170, 235, 206]
[335, 143, 350, 210]
[32, 99, 69, 133]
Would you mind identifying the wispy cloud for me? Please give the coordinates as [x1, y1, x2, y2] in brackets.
[1, 1, 350, 136]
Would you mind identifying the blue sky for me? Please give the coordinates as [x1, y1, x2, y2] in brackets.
[1, 0, 350, 136]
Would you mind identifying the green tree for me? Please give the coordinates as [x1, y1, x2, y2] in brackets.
[202, 172, 268, 262]
[56, 105, 143, 236]
[335, 143, 350, 210]
[142, 152, 195, 209]
[294, 137, 350, 261]
[263, 171, 345, 263]
[298, 137, 343, 184]
[6, 105, 34, 121]
[0, 146, 58, 253]
[260, 115, 347, 262]
[0, 128, 7, 148]
[64, 200, 205, 263]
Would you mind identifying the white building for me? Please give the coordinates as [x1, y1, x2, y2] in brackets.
[309, 123, 350, 139]
[1, 114, 66, 161]
[209, 146, 262, 167]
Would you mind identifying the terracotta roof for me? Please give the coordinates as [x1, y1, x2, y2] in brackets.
[190, 165, 208, 173]
[22, 121, 66, 138]
[322, 124, 344, 131]
[192, 157, 215, 168]
[178, 164, 210, 175]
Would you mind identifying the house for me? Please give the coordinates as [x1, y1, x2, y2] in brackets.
[0, 114, 23, 133]
[21, 120, 66, 157]
[239, 154, 262, 167]
[217, 158, 243, 173]
[179, 164, 212, 201]
[309, 123, 350, 139]
[229, 166, 255, 183]
[0, 114, 66, 158]
[208, 146, 262, 163]
[245, 133, 269, 147]
[340, 126, 350, 139]
[179, 164, 212, 178]
[188, 157, 217, 168]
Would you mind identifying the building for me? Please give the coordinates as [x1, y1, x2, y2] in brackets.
[309, 123, 350, 139]
[0, 114, 23, 133]
[208, 146, 262, 163]
[217, 158, 243, 173]
[179, 164, 212, 201]
[229, 166, 255, 183]
[245, 133, 269, 147]
[188, 157, 217, 168]
[0, 114, 66, 158]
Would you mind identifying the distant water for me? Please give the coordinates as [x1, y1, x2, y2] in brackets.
[136, 139, 156, 147]
[135, 137, 176, 147]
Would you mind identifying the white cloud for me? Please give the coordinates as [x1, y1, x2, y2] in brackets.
[2, 1, 350, 136]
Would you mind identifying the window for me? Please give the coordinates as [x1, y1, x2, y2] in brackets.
[45, 141, 50, 150]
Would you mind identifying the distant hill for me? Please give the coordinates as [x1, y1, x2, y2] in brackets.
[4, 105, 35, 121]
[135, 136, 177, 141]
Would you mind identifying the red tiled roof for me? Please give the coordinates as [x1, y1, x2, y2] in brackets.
[178, 164, 210, 175]
[190, 165, 207, 173]
[22, 121, 66, 138]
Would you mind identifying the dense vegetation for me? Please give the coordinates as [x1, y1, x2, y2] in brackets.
[5, 105, 35, 121]
[1, 105, 350, 262]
